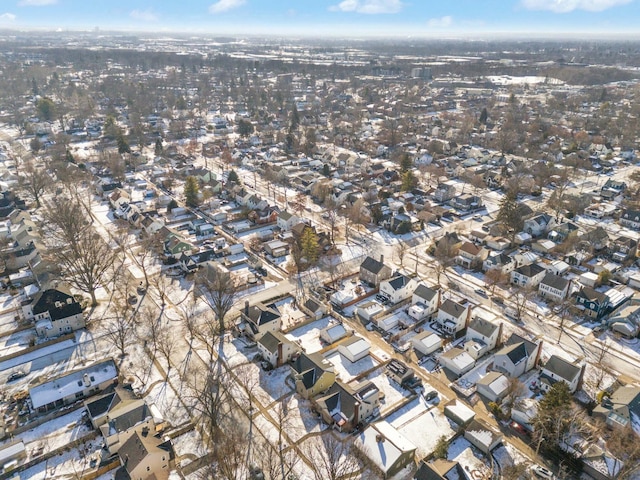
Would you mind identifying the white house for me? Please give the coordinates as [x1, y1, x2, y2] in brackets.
[436, 299, 470, 336]
[409, 284, 439, 321]
[338, 336, 371, 363]
[411, 330, 442, 356]
[464, 318, 501, 360]
[277, 210, 300, 231]
[22, 287, 85, 339]
[511, 263, 546, 288]
[483, 252, 515, 274]
[257, 331, 298, 368]
[539, 355, 584, 394]
[356, 301, 384, 323]
[439, 347, 475, 377]
[379, 274, 416, 305]
[523, 214, 555, 237]
[538, 273, 571, 303]
[492, 333, 541, 378]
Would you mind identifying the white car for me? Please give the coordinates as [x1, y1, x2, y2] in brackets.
[531, 465, 554, 479]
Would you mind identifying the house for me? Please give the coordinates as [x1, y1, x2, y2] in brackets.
[482, 252, 515, 274]
[108, 188, 131, 210]
[464, 318, 502, 360]
[84, 387, 138, 428]
[118, 429, 174, 480]
[593, 385, 640, 431]
[98, 398, 165, 455]
[436, 299, 470, 336]
[178, 249, 218, 273]
[575, 286, 610, 319]
[439, 348, 475, 377]
[450, 193, 482, 212]
[444, 399, 476, 426]
[538, 273, 571, 303]
[290, 352, 336, 399]
[511, 398, 538, 432]
[580, 226, 610, 251]
[476, 372, 509, 402]
[314, 380, 380, 431]
[581, 444, 622, 480]
[433, 184, 457, 203]
[240, 301, 282, 340]
[379, 274, 416, 305]
[510, 263, 546, 288]
[277, 210, 301, 231]
[608, 235, 638, 263]
[141, 215, 165, 235]
[607, 299, 640, 338]
[356, 301, 384, 323]
[300, 296, 328, 321]
[29, 359, 118, 413]
[409, 284, 439, 321]
[523, 214, 554, 237]
[359, 255, 392, 287]
[619, 208, 640, 230]
[21, 287, 85, 339]
[492, 333, 541, 377]
[257, 331, 298, 367]
[355, 421, 417, 479]
[248, 206, 279, 225]
[320, 323, 348, 344]
[338, 335, 371, 363]
[539, 354, 584, 394]
[415, 459, 463, 480]
[386, 359, 414, 385]
[463, 419, 502, 454]
[411, 330, 442, 356]
[456, 242, 488, 270]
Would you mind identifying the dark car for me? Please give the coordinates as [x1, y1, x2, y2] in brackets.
[424, 390, 438, 401]
[7, 371, 26, 382]
[492, 296, 504, 305]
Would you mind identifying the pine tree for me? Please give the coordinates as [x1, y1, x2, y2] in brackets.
[401, 170, 418, 192]
[497, 191, 523, 240]
[184, 176, 200, 207]
[154, 138, 163, 157]
[300, 227, 320, 267]
[399, 152, 412, 173]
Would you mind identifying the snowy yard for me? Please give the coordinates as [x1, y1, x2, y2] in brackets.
[387, 397, 456, 459]
[366, 371, 408, 415]
[324, 351, 378, 383]
[285, 316, 333, 354]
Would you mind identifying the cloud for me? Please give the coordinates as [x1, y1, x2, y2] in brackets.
[427, 15, 453, 28]
[130, 9, 158, 22]
[329, 0, 404, 14]
[17, 0, 57, 6]
[209, 0, 246, 14]
[0, 13, 16, 21]
[521, 0, 632, 13]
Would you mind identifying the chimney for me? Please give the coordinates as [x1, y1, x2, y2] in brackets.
[353, 401, 360, 427]
[277, 341, 283, 367]
[497, 322, 504, 348]
[244, 301, 249, 316]
[376, 434, 385, 443]
[141, 426, 149, 437]
[380, 254, 384, 264]
[83, 373, 91, 387]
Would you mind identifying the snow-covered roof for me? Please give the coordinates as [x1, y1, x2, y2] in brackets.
[356, 421, 416, 473]
[29, 359, 117, 409]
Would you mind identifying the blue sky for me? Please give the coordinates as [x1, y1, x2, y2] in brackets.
[1, 0, 639, 37]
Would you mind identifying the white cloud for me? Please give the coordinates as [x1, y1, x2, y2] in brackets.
[130, 9, 158, 22]
[521, 0, 632, 13]
[0, 13, 16, 21]
[329, 0, 404, 14]
[427, 15, 453, 28]
[17, 0, 57, 6]
[209, 0, 246, 14]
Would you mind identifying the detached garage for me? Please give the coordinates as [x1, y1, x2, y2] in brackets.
[411, 331, 442, 356]
[338, 336, 371, 362]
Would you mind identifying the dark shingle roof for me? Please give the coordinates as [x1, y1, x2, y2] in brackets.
[468, 318, 499, 339]
[439, 299, 466, 318]
[32, 288, 82, 321]
[360, 256, 386, 275]
[387, 274, 411, 291]
[413, 284, 437, 302]
[514, 263, 545, 278]
[540, 273, 570, 291]
[543, 355, 581, 382]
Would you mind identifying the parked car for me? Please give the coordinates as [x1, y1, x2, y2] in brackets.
[492, 296, 504, 305]
[531, 465, 554, 479]
[424, 390, 438, 401]
[474, 288, 488, 298]
[7, 371, 26, 383]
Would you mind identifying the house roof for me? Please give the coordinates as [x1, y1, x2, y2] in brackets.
[540, 273, 570, 291]
[459, 242, 481, 256]
[578, 286, 608, 303]
[360, 256, 387, 275]
[292, 352, 334, 388]
[543, 355, 582, 383]
[278, 210, 293, 221]
[468, 318, 499, 339]
[245, 302, 281, 326]
[439, 299, 466, 318]
[477, 371, 509, 395]
[32, 287, 82, 321]
[258, 330, 292, 354]
[119, 430, 173, 475]
[413, 284, 437, 302]
[496, 333, 538, 366]
[514, 263, 545, 278]
[316, 380, 379, 426]
[386, 274, 412, 291]
[100, 400, 152, 437]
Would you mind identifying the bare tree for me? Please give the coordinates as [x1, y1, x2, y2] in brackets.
[42, 198, 119, 306]
[103, 296, 136, 362]
[304, 433, 368, 480]
[484, 268, 508, 295]
[19, 161, 50, 209]
[395, 240, 409, 269]
[511, 287, 534, 324]
[606, 425, 640, 479]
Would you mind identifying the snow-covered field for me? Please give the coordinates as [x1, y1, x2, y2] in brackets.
[325, 351, 378, 383]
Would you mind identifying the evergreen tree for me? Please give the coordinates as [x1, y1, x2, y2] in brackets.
[497, 191, 523, 240]
[532, 382, 573, 447]
[184, 176, 200, 207]
[300, 227, 320, 267]
[36, 97, 56, 122]
[433, 436, 449, 459]
[290, 105, 300, 130]
[227, 170, 239, 184]
[117, 131, 131, 154]
[479, 107, 488, 124]
[399, 152, 412, 173]
[237, 119, 254, 138]
[154, 138, 163, 157]
[322, 163, 331, 177]
[401, 170, 418, 192]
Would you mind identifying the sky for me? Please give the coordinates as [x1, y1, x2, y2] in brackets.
[0, 0, 639, 38]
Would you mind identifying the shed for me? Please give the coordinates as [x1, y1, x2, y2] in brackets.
[464, 419, 503, 454]
[444, 399, 476, 426]
[320, 323, 348, 345]
[411, 331, 442, 356]
[476, 372, 509, 403]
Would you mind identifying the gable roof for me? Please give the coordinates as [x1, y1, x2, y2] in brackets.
[386, 274, 412, 291]
[413, 284, 437, 302]
[258, 330, 292, 354]
[540, 273, 570, 291]
[32, 287, 83, 321]
[543, 355, 582, 382]
[514, 263, 545, 278]
[439, 299, 466, 318]
[360, 256, 387, 275]
[468, 318, 499, 338]
[292, 352, 334, 389]
[119, 430, 173, 475]
[577, 286, 608, 303]
[245, 302, 281, 326]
